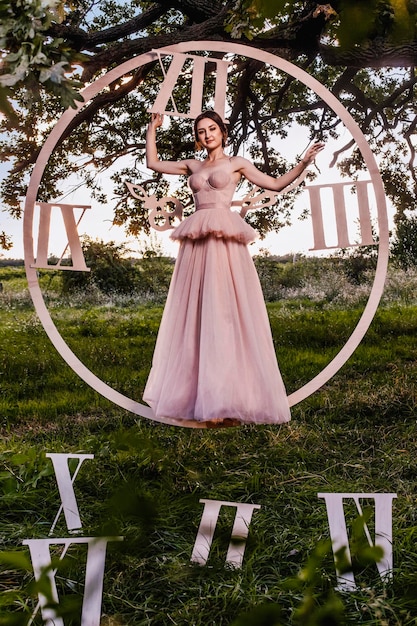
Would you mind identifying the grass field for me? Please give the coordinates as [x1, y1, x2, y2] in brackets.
[1, 265, 417, 625]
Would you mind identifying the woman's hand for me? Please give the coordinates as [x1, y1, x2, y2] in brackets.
[146, 112, 191, 175]
[301, 141, 325, 166]
[149, 112, 163, 129]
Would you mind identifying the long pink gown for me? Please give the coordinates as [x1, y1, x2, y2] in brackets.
[143, 160, 291, 425]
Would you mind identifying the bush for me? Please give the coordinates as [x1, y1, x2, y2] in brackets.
[253, 253, 284, 301]
[391, 216, 417, 270]
[61, 238, 138, 295]
[135, 254, 174, 301]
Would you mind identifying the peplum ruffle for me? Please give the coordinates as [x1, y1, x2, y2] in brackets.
[171, 207, 258, 245]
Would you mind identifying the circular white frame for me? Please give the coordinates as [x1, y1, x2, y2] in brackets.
[23, 41, 389, 427]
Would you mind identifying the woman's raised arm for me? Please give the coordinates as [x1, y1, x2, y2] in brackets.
[235, 142, 324, 192]
[146, 113, 191, 175]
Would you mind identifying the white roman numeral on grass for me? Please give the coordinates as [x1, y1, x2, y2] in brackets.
[318, 492, 397, 590]
[23, 536, 123, 626]
[46, 453, 94, 534]
[191, 499, 261, 568]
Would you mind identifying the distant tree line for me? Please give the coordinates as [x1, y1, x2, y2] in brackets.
[0, 258, 24, 267]
[50, 222, 417, 301]
[2, 215, 417, 300]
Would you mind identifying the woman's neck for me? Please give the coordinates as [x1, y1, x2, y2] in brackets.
[205, 147, 226, 162]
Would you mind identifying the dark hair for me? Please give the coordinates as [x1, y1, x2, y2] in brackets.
[194, 110, 228, 150]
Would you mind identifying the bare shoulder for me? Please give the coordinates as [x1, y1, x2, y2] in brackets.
[184, 158, 203, 174]
[230, 155, 249, 168]
[230, 155, 256, 174]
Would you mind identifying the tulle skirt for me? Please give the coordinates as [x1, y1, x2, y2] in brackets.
[143, 209, 291, 425]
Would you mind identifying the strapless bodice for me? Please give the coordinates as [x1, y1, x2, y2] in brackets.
[170, 162, 258, 245]
[188, 167, 235, 211]
[189, 169, 231, 192]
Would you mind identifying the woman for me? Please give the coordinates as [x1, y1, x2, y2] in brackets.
[143, 110, 324, 427]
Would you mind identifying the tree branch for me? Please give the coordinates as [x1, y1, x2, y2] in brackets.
[320, 40, 417, 69]
[61, 65, 155, 147]
[51, 3, 171, 49]
[80, 6, 230, 81]
[163, 0, 226, 21]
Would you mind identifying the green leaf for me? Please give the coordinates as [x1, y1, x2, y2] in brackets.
[0, 551, 32, 572]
